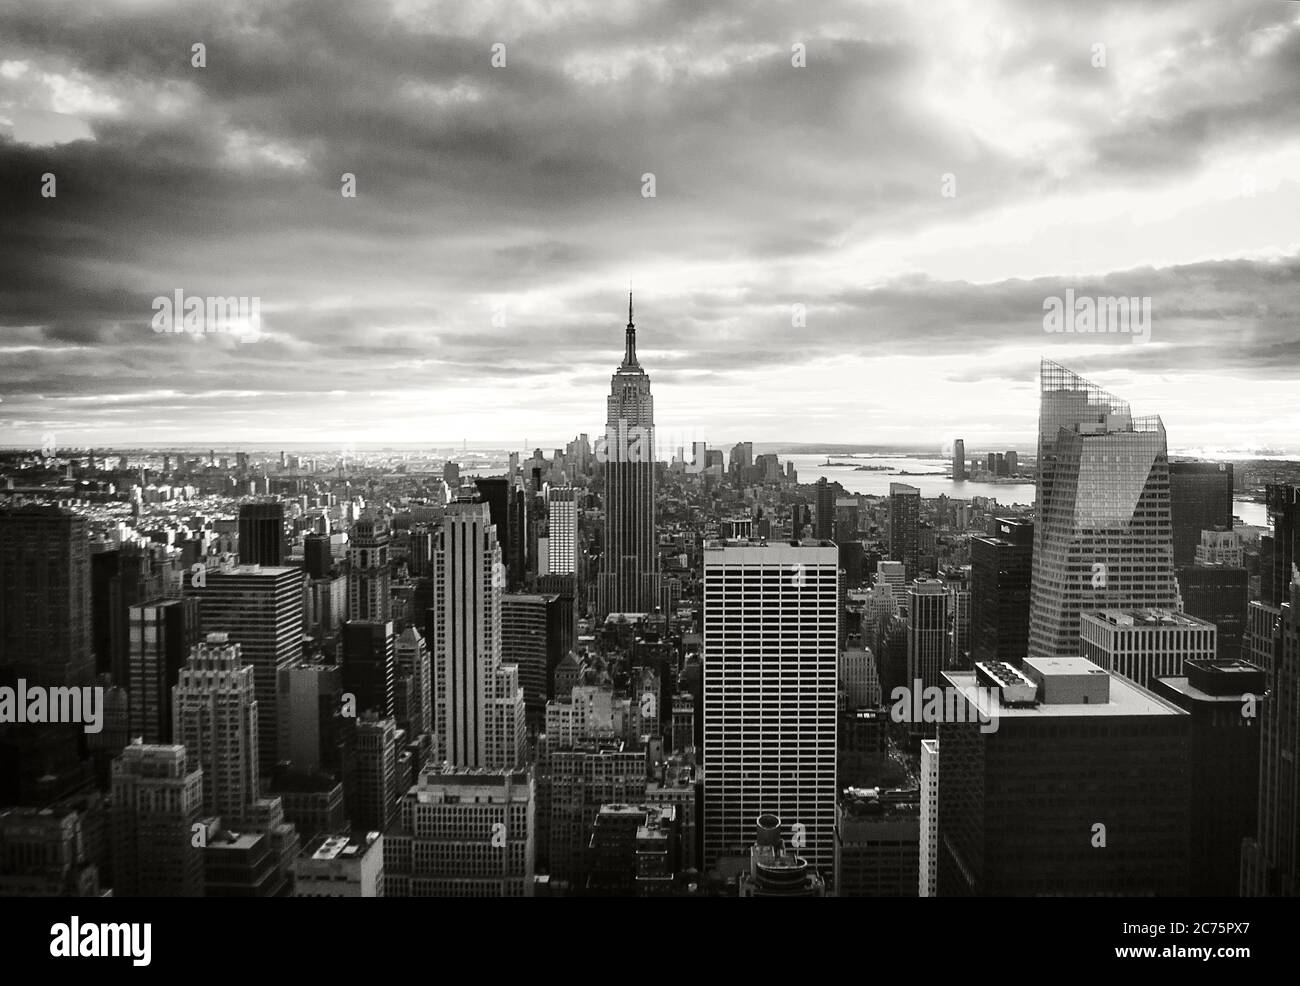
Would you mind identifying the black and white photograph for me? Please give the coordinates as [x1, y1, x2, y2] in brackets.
[0, 0, 1295, 961]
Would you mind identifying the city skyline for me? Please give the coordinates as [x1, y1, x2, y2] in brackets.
[2, 0, 1299, 925]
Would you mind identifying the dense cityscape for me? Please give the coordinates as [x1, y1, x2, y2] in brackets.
[1, 302, 1298, 904]
[1, 0, 1296, 968]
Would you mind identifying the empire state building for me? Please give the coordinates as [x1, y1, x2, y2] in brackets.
[597, 294, 660, 617]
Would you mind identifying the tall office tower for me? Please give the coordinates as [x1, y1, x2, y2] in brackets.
[833, 788, 920, 897]
[184, 564, 304, 773]
[1029, 361, 1178, 657]
[598, 295, 660, 618]
[238, 501, 286, 567]
[340, 620, 396, 718]
[545, 485, 577, 576]
[938, 657, 1190, 896]
[340, 714, 398, 832]
[94, 541, 170, 681]
[534, 574, 576, 671]
[1242, 579, 1300, 896]
[383, 766, 535, 897]
[347, 514, 391, 622]
[970, 518, 1033, 664]
[277, 662, 342, 773]
[502, 593, 565, 735]
[952, 439, 965, 481]
[394, 626, 432, 738]
[172, 632, 260, 824]
[1263, 484, 1300, 607]
[813, 478, 835, 540]
[905, 579, 949, 699]
[1004, 450, 1018, 474]
[702, 541, 838, 877]
[1168, 461, 1233, 568]
[109, 742, 205, 897]
[834, 497, 861, 544]
[1175, 564, 1249, 661]
[434, 499, 525, 769]
[127, 596, 199, 743]
[919, 738, 938, 897]
[442, 460, 461, 488]
[303, 532, 333, 580]
[888, 483, 921, 580]
[1079, 609, 1217, 689]
[1152, 659, 1264, 897]
[943, 570, 971, 669]
[0, 505, 93, 687]
[729, 442, 754, 480]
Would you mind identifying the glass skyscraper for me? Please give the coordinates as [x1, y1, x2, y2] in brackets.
[1028, 361, 1178, 657]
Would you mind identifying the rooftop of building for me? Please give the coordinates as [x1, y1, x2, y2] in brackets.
[301, 831, 381, 861]
[944, 660, 1186, 719]
[702, 538, 838, 554]
[1083, 608, 1215, 629]
[1155, 658, 1267, 703]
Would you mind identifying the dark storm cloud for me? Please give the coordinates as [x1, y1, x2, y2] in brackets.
[0, 0, 1298, 442]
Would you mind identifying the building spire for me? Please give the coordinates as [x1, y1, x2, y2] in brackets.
[622, 291, 638, 367]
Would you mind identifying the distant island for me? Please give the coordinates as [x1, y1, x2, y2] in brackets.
[853, 464, 894, 471]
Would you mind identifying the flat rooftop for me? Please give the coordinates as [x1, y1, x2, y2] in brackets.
[1084, 608, 1214, 629]
[943, 667, 1185, 719]
[302, 832, 379, 861]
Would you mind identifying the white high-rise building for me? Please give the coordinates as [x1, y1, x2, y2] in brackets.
[1079, 608, 1217, 689]
[433, 499, 525, 769]
[920, 738, 938, 897]
[703, 540, 838, 878]
[544, 484, 577, 576]
[172, 632, 259, 824]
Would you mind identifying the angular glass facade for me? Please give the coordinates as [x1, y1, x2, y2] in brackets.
[1029, 361, 1178, 656]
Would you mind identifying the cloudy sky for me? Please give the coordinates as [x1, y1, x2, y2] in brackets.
[1, 0, 1298, 453]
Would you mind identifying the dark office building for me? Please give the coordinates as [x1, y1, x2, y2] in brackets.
[1242, 577, 1300, 896]
[1169, 461, 1233, 568]
[501, 593, 566, 733]
[184, 565, 304, 774]
[340, 620, 396, 719]
[474, 476, 527, 589]
[238, 501, 287, 567]
[0, 505, 94, 688]
[1263, 484, 1300, 608]
[127, 596, 200, 744]
[1176, 564, 1249, 662]
[888, 483, 921, 581]
[814, 478, 835, 541]
[303, 533, 333, 580]
[790, 503, 811, 540]
[938, 658, 1190, 896]
[1153, 659, 1264, 897]
[969, 519, 1033, 665]
[834, 787, 920, 897]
